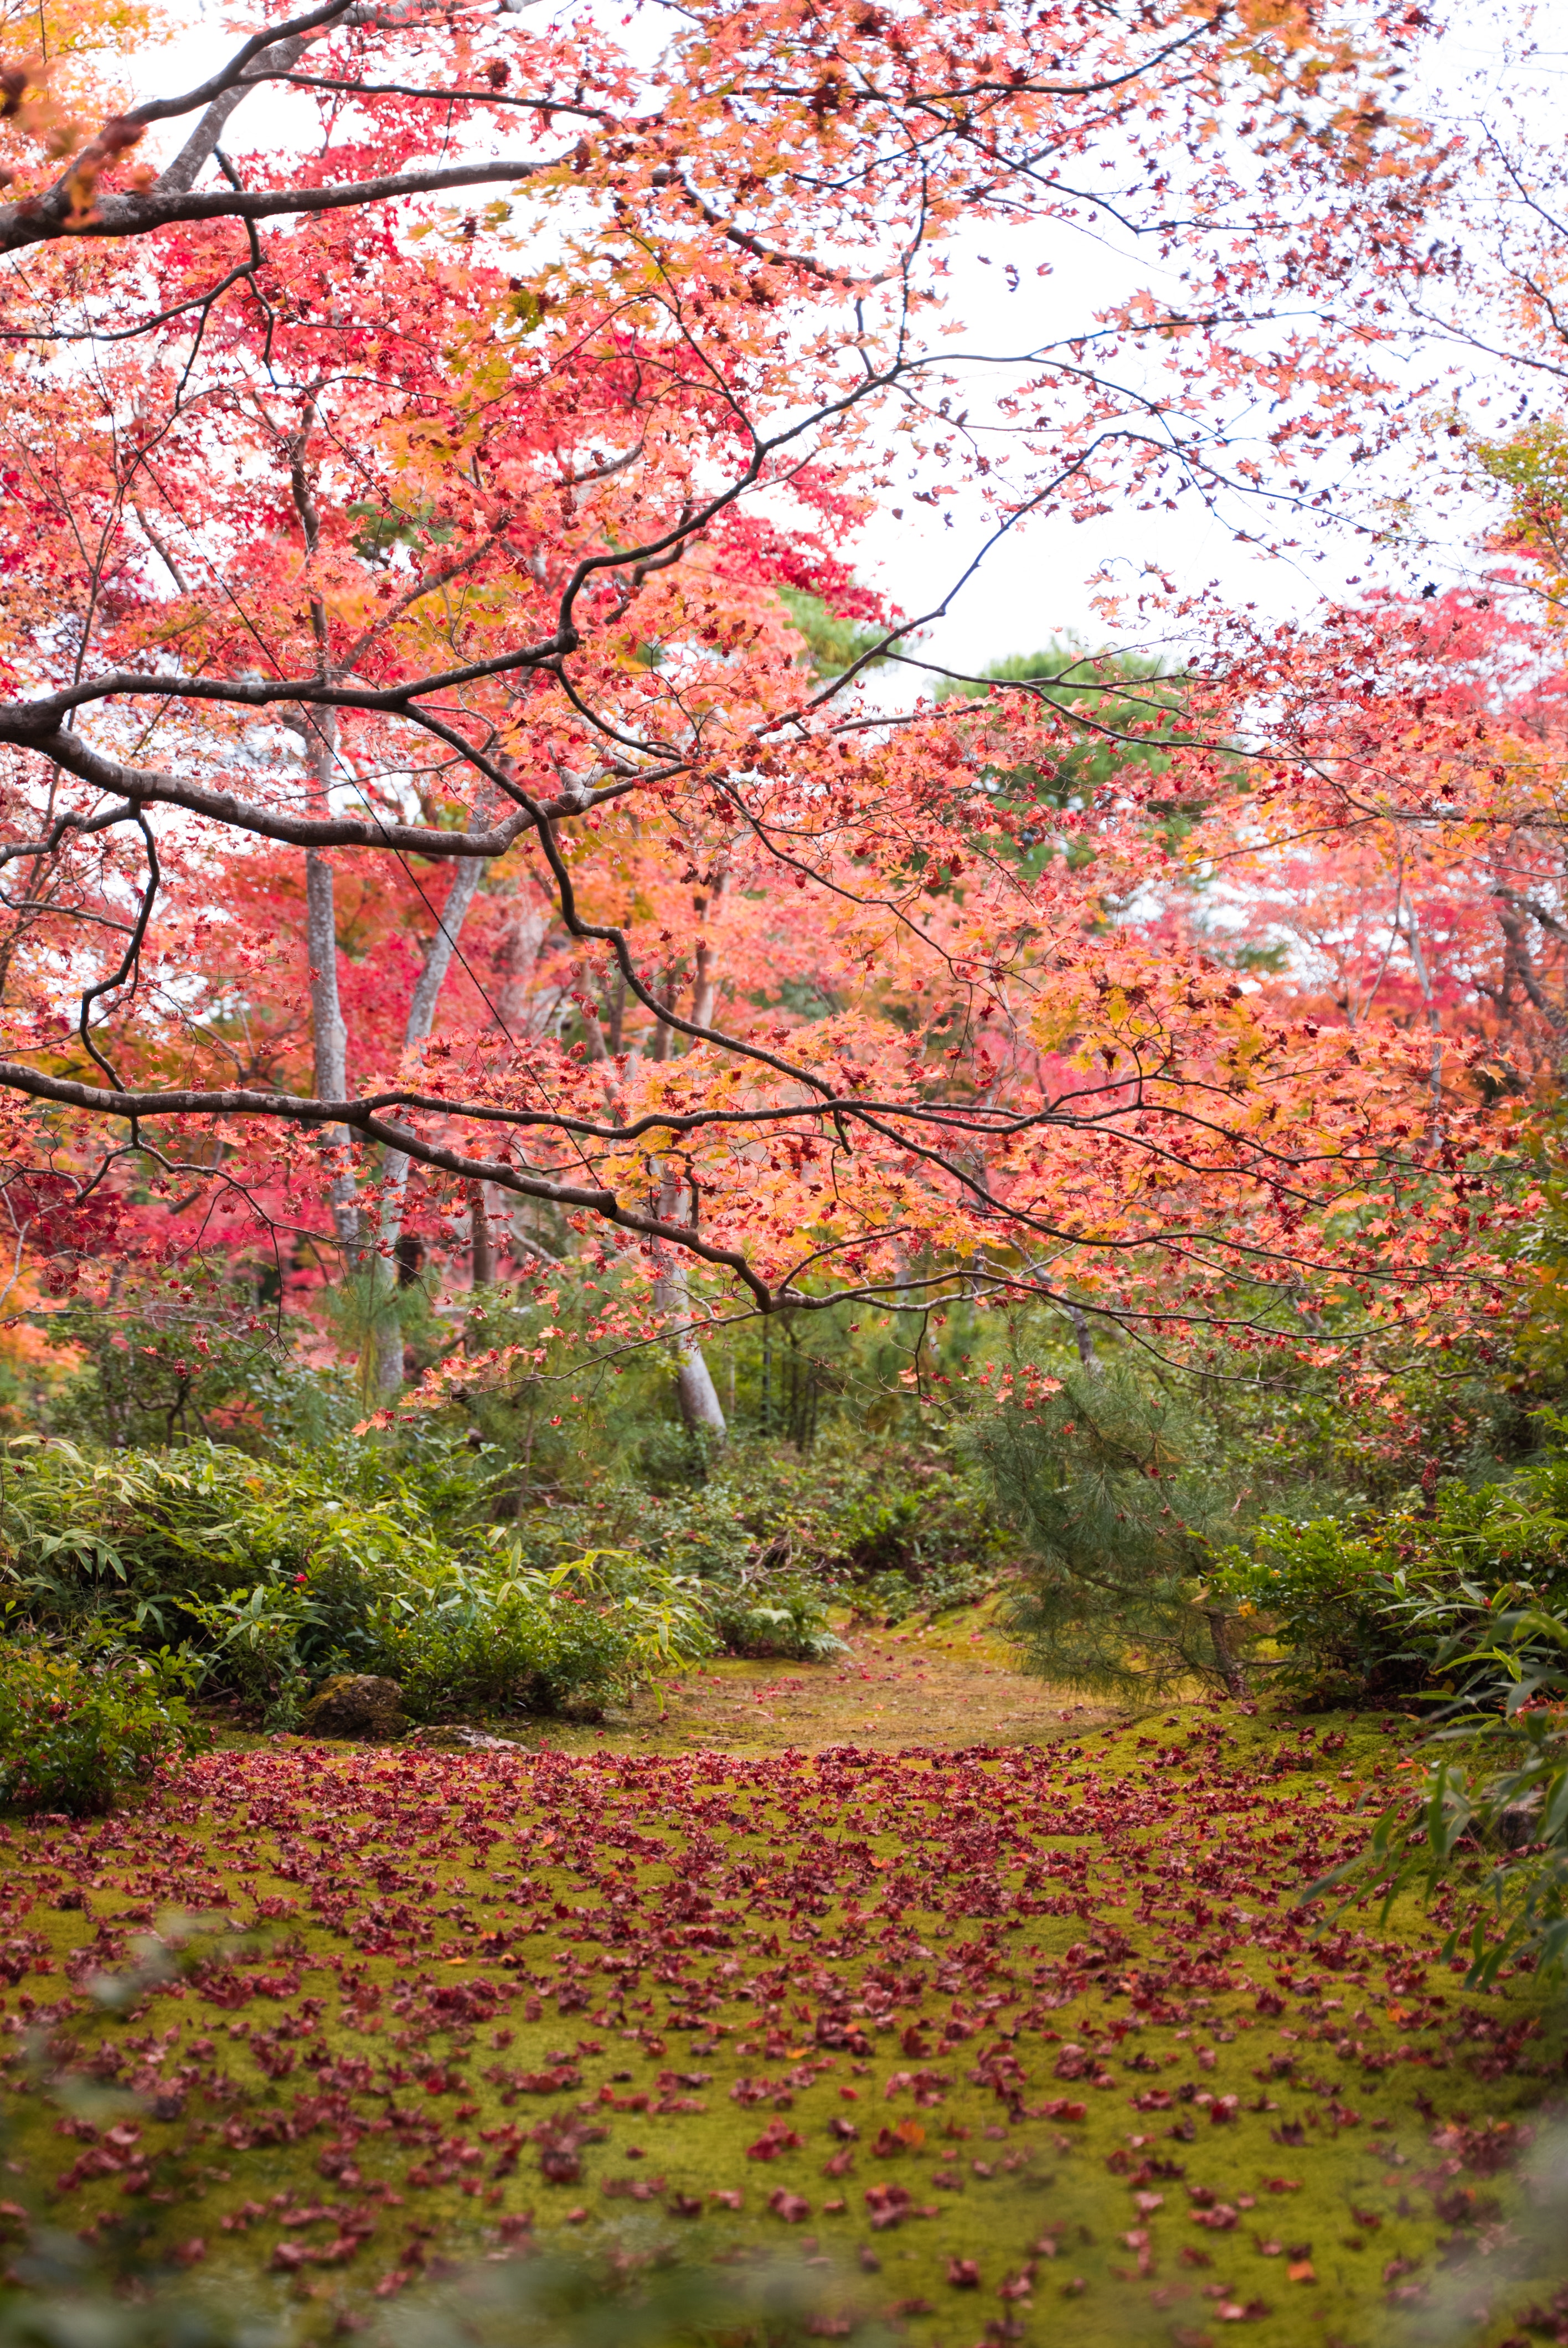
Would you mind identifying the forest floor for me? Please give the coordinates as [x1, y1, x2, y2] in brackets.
[3, 1606, 1564, 2348]
[495, 1606, 1113, 1758]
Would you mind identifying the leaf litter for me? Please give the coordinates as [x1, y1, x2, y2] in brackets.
[0, 1707, 1561, 2345]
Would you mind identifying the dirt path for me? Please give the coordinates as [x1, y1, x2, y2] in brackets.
[497, 1609, 1113, 1756]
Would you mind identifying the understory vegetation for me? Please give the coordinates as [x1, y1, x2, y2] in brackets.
[3, 1279, 1568, 1806]
[0, 1290, 1031, 1783]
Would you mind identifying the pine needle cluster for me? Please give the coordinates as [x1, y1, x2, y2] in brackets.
[969, 1364, 1244, 1701]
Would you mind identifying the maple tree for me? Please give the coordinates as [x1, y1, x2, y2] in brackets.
[1177, 107, 1568, 1100]
[0, 0, 1521, 1407]
[1156, 587, 1568, 1103]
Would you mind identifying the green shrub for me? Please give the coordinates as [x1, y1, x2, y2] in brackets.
[0, 1438, 471, 1721]
[1216, 1452, 1568, 1706]
[635, 1420, 725, 1494]
[613, 1480, 757, 1582]
[0, 1410, 1003, 1700]
[503, 1431, 1006, 1645]
[1316, 1597, 1568, 1986]
[848, 1561, 988, 1624]
[0, 1441, 711, 1724]
[0, 1642, 205, 1814]
[969, 1365, 1250, 1699]
[360, 1584, 634, 1718]
[704, 1582, 842, 1661]
[1214, 1517, 1425, 1703]
[0, 1435, 477, 1618]
[358, 1549, 716, 1718]
[815, 1470, 1001, 1620]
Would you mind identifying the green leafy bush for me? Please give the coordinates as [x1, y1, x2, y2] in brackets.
[0, 1410, 1002, 1702]
[1214, 1517, 1425, 1702]
[0, 1441, 707, 1724]
[703, 1582, 842, 1661]
[634, 1421, 727, 1495]
[0, 1438, 470, 1721]
[0, 1434, 494, 1617]
[0, 1642, 205, 1814]
[506, 1432, 1005, 1643]
[1317, 1599, 1568, 1986]
[1217, 1451, 1568, 1706]
[360, 1584, 634, 1719]
[358, 1549, 716, 1718]
[821, 1464, 1006, 1618]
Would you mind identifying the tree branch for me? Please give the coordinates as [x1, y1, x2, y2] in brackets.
[0, 160, 557, 256]
[0, 1059, 774, 1307]
[7, 731, 633, 856]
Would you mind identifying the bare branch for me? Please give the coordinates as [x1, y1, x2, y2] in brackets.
[10, 731, 634, 855]
[0, 159, 556, 258]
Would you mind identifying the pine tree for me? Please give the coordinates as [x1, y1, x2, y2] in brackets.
[971, 1363, 1252, 1702]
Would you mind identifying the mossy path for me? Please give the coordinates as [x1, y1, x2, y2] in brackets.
[488, 1612, 1111, 1757]
[1, 1641, 1563, 2347]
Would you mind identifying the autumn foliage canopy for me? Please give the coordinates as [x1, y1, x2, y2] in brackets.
[0, 0, 1556, 1396]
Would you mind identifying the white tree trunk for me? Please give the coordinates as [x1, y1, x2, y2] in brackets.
[653, 1166, 726, 1439]
[373, 849, 489, 1396]
[688, 867, 727, 1033]
[493, 895, 550, 1033]
[647, 869, 728, 1433]
[303, 758, 358, 1249]
[674, 1321, 728, 1436]
[291, 406, 360, 1257]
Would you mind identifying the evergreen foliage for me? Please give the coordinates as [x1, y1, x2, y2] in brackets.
[969, 1363, 1246, 1699]
[776, 588, 891, 678]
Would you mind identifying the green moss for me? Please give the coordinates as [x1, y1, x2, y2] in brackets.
[0, 1714, 1560, 2345]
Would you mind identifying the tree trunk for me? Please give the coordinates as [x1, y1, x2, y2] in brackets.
[493, 893, 550, 1033]
[1203, 1606, 1249, 1701]
[305, 842, 358, 1252]
[152, 28, 308, 195]
[672, 1309, 728, 1436]
[1065, 1301, 1098, 1370]
[291, 406, 359, 1258]
[648, 967, 678, 1063]
[373, 848, 489, 1396]
[572, 962, 611, 1060]
[653, 1165, 726, 1440]
[648, 879, 728, 1425]
[1401, 895, 1446, 1147]
[470, 1178, 495, 1288]
[689, 869, 727, 1033]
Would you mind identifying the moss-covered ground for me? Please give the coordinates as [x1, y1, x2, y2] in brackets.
[1, 1640, 1564, 2347]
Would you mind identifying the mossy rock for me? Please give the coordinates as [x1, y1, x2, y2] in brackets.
[298, 1673, 405, 1739]
[403, 1723, 522, 1752]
